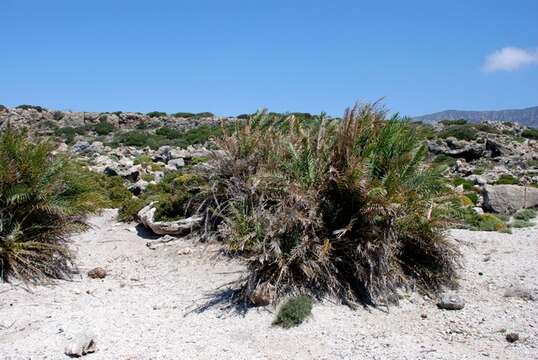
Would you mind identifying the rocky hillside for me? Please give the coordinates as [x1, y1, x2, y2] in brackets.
[415, 106, 538, 128]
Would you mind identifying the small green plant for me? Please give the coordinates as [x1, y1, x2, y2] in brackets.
[513, 208, 537, 221]
[155, 127, 182, 139]
[510, 219, 534, 228]
[273, 295, 313, 328]
[94, 118, 115, 136]
[440, 119, 467, 126]
[147, 111, 167, 118]
[495, 175, 518, 185]
[172, 112, 195, 118]
[477, 214, 511, 233]
[118, 197, 146, 222]
[16, 104, 47, 112]
[54, 126, 78, 144]
[453, 177, 474, 191]
[438, 125, 477, 141]
[521, 128, 538, 140]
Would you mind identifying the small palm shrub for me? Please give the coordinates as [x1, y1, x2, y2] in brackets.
[0, 129, 106, 283]
[495, 175, 518, 185]
[147, 111, 167, 118]
[273, 295, 313, 328]
[193, 104, 460, 306]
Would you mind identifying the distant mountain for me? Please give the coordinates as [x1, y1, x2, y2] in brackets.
[414, 106, 538, 128]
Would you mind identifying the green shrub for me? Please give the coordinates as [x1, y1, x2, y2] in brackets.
[433, 154, 456, 167]
[464, 192, 478, 205]
[54, 126, 77, 144]
[273, 295, 313, 328]
[513, 208, 537, 221]
[522, 128, 538, 140]
[193, 105, 460, 305]
[0, 129, 106, 283]
[477, 214, 510, 233]
[495, 175, 518, 185]
[172, 112, 195, 118]
[94, 119, 115, 136]
[16, 104, 47, 112]
[510, 219, 534, 228]
[438, 125, 478, 141]
[52, 111, 64, 120]
[116, 131, 152, 147]
[453, 177, 474, 191]
[474, 123, 500, 134]
[194, 112, 214, 118]
[440, 119, 467, 126]
[118, 197, 146, 222]
[147, 111, 167, 118]
[155, 127, 182, 139]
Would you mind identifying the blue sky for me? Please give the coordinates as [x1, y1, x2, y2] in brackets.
[1, 1, 537, 117]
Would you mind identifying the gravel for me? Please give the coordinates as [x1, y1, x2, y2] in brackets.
[1, 209, 537, 359]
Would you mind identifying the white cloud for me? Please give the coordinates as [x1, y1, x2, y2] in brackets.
[482, 47, 538, 72]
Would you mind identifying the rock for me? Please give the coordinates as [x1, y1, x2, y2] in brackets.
[482, 184, 538, 213]
[428, 138, 485, 161]
[437, 292, 465, 310]
[128, 179, 148, 196]
[138, 204, 203, 235]
[505, 333, 519, 343]
[177, 247, 193, 255]
[503, 286, 535, 301]
[248, 281, 275, 306]
[64, 332, 97, 357]
[72, 141, 91, 154]
[87, 267, 107, 279]
[473, 207, 484, 215]
[165, 158, 185, 171]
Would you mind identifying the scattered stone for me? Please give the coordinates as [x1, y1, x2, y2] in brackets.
[177, 247, 193, 255]
[64, 332, 97, 357]
[87, 267, 107, 279]
[505, 333, 519, 343]
[437, 292, 465, 310]
[503, 286, 535, 301]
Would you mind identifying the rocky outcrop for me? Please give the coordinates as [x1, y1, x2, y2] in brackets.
[482, 185, 538, 213]
[137, 204, 202, 235]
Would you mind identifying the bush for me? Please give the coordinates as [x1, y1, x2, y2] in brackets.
[118, 197, 146, 222]
[273, 295, 313, 328]
[52, 111, 64, 120]
[476, 214, 510, 233]
[513, 208, 537, 221]
[438, 125, 477, 141]
[495, 175, 518, 185]
[440, 119, 467, 126]
[172, 112, 195, 118]
[511, 219, 534, 228]
[55, 126, 77, 144]
[453, 177, 474, 191]
[522, 128, 538, 140]
[16, 104, 47, 112]
[147, 111, 167, 118]
[155, 127, 182, 139]
[94, 119, 115, 136]
[193, 104, 460, 306]
[0, 129, 105, 283]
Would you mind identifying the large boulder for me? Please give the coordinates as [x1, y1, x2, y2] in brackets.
[137, 204, 202, 235]
[482, 184, 538, 213]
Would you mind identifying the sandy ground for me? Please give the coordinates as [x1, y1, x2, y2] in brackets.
[1, 209, 537, 360]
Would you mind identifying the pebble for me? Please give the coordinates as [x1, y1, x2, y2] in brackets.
[437, 293, 465, 310]
[87, 267, 107, 279]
